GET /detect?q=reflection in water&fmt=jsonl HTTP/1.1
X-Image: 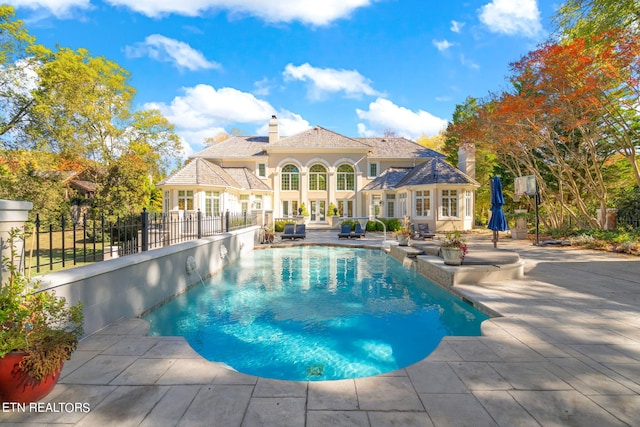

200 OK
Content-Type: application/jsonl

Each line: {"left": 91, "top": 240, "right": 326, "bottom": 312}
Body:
{"left": 145, "top": 246, "right": 489, "bottom": 381}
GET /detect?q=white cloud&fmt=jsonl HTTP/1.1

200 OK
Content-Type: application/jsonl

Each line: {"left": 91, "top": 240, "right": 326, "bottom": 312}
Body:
{"left": 124, "top": 35, "right": 221, "bottom": 71}
{"left": 356, "top": 98, "right": 448, "bottom": 139}
{"left": 104, "top": 0, "right": 373, "bottom": 25}
{"left": 145, "top": 84, "right": 309, "bottom": 151}
{"left": 283, "top": 63, "right": 383, "bottom": 101}
{"left": 433, "top": 39, "right": 455, "bottom": 52}
{"left": 478, "top": 0, "right": 543, "bottom": 38}
{"left": 460, "top": 54, "right": 480, "bottom": 70}
{"left": 450, "top": 20, "right": 464, "bottom": 33}
{"left": 6, "top": 0, "right": 91, "bottom": 17}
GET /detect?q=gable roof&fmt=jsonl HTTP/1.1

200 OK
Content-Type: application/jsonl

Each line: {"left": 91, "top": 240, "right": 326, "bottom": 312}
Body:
{"left": 363, "top": 158, "right": 479, "bottom": 191}
{"left": 158, "top": 158, "right": 271, "bottom": 191}
{"left": 360, "top": 137, "right": 446, "bottom": 159}
{"left": 266, "top": 126, "right": 370, "bottom": 152}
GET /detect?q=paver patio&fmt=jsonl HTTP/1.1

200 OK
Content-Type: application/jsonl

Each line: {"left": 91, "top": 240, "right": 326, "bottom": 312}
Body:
{"left": 2, "top": 231, "right": 639, "bottom": 426}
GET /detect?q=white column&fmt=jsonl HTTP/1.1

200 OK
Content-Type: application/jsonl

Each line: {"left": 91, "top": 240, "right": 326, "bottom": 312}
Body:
{"left": 0, "top": 199, "right": 33, "bottom": 283}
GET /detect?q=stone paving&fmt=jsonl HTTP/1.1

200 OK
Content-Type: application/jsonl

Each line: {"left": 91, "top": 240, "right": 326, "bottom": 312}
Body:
{"left": 3, "top": 231, "right": 640, "bottom": 426}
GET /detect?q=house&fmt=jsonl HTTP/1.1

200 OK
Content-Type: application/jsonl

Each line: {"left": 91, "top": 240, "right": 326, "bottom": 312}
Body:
{"left": 158, "top": 116, "right": 479, "bottom": 231}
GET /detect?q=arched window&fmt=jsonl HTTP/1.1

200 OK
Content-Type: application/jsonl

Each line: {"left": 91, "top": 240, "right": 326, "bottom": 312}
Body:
{"left": 308, "top": 164, "right": 327, "bottom": 191}
{"left": 281, "top": 164, "right": 300, "bottom": 191}
{"left": 337, "top": 164, "right": 355, "bottom": 191}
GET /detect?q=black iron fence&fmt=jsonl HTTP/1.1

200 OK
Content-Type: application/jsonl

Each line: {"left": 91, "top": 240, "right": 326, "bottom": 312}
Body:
{"left": 24, "top": 210, "right": 255, "bottom": 274}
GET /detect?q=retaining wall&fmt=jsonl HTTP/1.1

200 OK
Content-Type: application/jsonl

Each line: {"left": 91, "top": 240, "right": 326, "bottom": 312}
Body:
{"left": 37, "top": 227, "right": 259, "bottom": 337}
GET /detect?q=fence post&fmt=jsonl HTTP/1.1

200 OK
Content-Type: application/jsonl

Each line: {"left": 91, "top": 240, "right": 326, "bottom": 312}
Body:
{"left": 141, "top": 208, "right": 149, "bottom": 252}
{"left": 0, "top": 199, "right": 33, "bottom": 282}
{"left": 225, "top": 210, "right": 230, "bottom": 232}
{"left": 197, "top": 210, "right": 202, "bottom": 239}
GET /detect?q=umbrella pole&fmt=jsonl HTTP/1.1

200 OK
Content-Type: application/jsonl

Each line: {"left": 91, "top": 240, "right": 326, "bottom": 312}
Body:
{"left": 493, "top": 230, "right": 498, "bottom": 248}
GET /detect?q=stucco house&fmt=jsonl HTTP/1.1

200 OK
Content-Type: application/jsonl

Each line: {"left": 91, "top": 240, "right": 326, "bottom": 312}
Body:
{"left": 158, "top": 116, "right": 479, "bottom": 231}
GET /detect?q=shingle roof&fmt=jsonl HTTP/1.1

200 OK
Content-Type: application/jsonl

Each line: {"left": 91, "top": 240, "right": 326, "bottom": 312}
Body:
{"left": 193, "top": 136, "right": 269, "bottom": 159}
{"left": 362, "top": 167, "right": 412, "bottom": 191}
{"left": 363, "top": 158, "right": 479, "bottom": 191}
{"left": 359, "top": 137, "right": 446, "bottom": 159}
{"left": 267, "top": 126, "right": 370, "bottom": 151}
{"left": 158, "top": 159, "right": 272, "bottom": 190}
{"left": 223, "top": 168, "right": 272, "bottom": 191}
{"left": 397, "top": 158, "right": 480, "bottom": 187}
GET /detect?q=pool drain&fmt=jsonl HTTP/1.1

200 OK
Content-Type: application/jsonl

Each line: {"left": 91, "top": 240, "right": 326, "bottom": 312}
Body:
{"left": 306, "top": 364, "right": 324, "bottom": 377}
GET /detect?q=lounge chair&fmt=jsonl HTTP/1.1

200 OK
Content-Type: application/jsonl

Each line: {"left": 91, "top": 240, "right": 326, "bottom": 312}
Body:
{"left": 353, "top": 223, "right": 366, "bottom": 238}
{"left": 417, "top": 223, "right": 435, "bottom": 239}
{"left": 338, "top": 223, "right": 352, "bottom": 239}
{"left": 293, "top": 223, "right": 306, "bottom": 239}
{"left": 281, "top": 223, "right": 295, "bottom": 240}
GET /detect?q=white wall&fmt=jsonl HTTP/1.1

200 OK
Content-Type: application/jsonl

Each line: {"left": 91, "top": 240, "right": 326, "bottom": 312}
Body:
{"left": 37, "top": 227, "right": 259, "bottom": 337}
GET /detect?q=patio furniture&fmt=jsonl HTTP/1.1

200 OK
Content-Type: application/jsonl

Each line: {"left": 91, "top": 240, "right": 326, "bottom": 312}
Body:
{"left": 293, "top": 224, "right": 306, "bottom": 239}
{"left": 417, "top": 223, "right": 435, "bottom": 239}
{"left": 353, "top": 223, "right": 366, "bottom": 238}
{"left": 338, "top": 223, "right": 353, "bottom": 239}
{"left": 281, "top": 223, "right": 295, "bottom": 239}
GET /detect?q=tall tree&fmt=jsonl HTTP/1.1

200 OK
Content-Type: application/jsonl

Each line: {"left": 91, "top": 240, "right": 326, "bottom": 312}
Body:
{"left": 555, "top": 0, "right": 640, "bottom": 38}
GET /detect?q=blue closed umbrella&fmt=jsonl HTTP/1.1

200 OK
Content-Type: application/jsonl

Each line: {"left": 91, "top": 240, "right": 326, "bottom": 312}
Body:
{"left": 488, "top": 176, "right": 508, "bottom": 248}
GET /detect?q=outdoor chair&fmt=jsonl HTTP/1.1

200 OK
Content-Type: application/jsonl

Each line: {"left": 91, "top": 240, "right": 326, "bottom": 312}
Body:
{"left": 338, "top": 223, "right": 353, "bottom": 239}
{"left": 353, "top": 223, "right": 366, "bottom": 238}
{"left": 417, "top": 223, "right": 435, "bottom": 239}
{"left": 281, "top": 223, "right": 295, "bottom": 240}
{"left": 293, "top": 223, "right": 306, "bottom": 239}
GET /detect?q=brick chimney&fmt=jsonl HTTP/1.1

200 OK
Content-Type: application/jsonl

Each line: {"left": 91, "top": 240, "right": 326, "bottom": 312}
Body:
{"left": 268, "top": 115, "right": 279, "bottom": 144}
{"left": 458, "top": 141, "right": 476, "bottom": 179}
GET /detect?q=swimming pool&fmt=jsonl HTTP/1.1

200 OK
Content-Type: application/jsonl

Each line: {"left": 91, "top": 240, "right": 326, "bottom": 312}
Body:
{"left": 144, "top": 246, "right": 489, "bottom": 381}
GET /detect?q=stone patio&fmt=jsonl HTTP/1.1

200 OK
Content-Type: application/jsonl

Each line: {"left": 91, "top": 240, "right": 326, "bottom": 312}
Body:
{"left": 2, "top": 231, "right": 640, "bottom": 426}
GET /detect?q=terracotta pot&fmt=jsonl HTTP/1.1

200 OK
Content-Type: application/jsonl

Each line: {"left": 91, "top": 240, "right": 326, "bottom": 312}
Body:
{"left": 0, "top": 352, "right": 62, "bottom": 403}
{"left": 441, "top": 247, "right": 463, "bottom": 266}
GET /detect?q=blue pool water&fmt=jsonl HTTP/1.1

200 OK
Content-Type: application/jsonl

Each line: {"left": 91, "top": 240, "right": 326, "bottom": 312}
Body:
{"left": 145, "top": 246, "right": 489, "bottom": 381}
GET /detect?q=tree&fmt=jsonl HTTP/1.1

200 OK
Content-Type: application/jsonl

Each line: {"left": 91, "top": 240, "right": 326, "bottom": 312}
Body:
{"left": 0, "top": 6, "right": 40, "bottom": 141}
{"left": 554, "top": 0, "right": 640, "bottom": 39}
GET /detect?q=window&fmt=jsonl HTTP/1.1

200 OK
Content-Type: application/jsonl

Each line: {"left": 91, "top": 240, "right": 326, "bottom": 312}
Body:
{"left": 338, "top": 200, "right": 353, "bottom": 217}
{"left": 254, "top": 195, "right": 263, "bottom": 210}
{"left": 257, "top": 163, "right": 267, "bottom": 178}
{"left": 309, "top": 164, "right": 327, "bottom": 191}
{"left": 368, "top": 162, "right": 378, "bottom": 178}
{"left": 371, "top": 194, "right": 381, "bottom": 216}
{"left": 398, "top": 193, "right": 407, "bottom": 217}
{"left": 465, "top": 190, "right": 473, "bottom": 218}
{"left": 204, "top": 191, "right": 220, "bottom": 216}
{"left": 178, "top": 190, "right": 193, "bottom": 211}
{"left": 282, "top": 200, "right": 299, "bottom": 217}
{"left": 281, "top": 164, "right": 300, "bottom": 191}
{"left": 240, "top": 194, "right": 249, "bottom": 214}
{"left": 386, "top": 194, "right": 395, "bottom": 218}
{"left": 441, "top": 190, "right": 458, "bottom": 217}
{"left": 163, "top": 191, "right": 170, "bottom": 213}
{"left": 415, "top": 190, "right": 431, "bottom": 217}
{"left": 337, "top": 164, "right": 355, "bottom": 191}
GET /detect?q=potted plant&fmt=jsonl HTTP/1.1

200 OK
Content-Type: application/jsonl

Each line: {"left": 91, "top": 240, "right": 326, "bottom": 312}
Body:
{"left": 0, "top": 228, "right": 84, "bottom": 403}
{"left": 440, "top": 230, "right": 468, "bottom": 265}
{"left": 395, "top": 216, "right": 413, "bottom": 246}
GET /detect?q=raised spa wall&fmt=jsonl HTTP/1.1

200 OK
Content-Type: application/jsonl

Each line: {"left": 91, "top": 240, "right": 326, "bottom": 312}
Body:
{"left": 37, "top": 227, "right": 259, "bottom": 337}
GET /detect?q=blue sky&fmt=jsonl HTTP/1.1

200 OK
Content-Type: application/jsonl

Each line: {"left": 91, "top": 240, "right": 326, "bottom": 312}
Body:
{"left": 10, "top": 0, "right": 557, "bottom": 156}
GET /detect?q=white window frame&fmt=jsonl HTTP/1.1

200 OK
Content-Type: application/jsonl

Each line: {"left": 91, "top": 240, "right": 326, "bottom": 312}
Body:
{"left": 368, "top": 162, "right": 379, "bottom": 178}
{"left": 204, "top": 191, "right": 220, "bottom": 217}
{"left": 336, "top": 164, "right": 355, "bottom": 191}
{"left": 415, "top": 190, "right": 431, "bottom": 218}
{"left": 257, "top": 163, "right": 267, "bottom": 178}
{"left": 308, "top": 164, "right": 327, "bottom": 191}
{"left": 178, "top": 190, "right": 194, "bottom": 211}
{"left": 253, "top": 194, "right": 263, "bottom": 210}
{"left": 441, "top": 189, "right": 459, "bottom": 218}
{"left": 464, "top": 190, "right": 473, "bottom": 219}
{"left": 163, "top": 190, "right": 170, "bottom": 213}
{"left": 281, "top": 164, "right": 300, "bottom": 191}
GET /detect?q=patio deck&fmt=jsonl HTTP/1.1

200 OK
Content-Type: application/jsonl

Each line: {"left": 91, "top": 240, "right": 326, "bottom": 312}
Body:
{"left": 3, "top": 231, "right": 640, "bottom": 426}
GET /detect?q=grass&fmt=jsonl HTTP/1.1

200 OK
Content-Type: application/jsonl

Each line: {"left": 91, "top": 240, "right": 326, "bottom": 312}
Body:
{"left": 23, "top": 230, "right": 107, "bottom": 274}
